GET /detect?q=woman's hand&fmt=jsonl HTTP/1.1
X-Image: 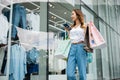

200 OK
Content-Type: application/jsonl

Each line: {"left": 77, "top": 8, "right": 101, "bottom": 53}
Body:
{"left": 64, "top": 27, "right": 69, "bottom": 32}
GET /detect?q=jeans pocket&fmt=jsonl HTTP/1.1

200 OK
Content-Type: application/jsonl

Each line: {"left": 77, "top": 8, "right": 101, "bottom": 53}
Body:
{"left": 78, "top": 44, "right": 87, "bottom": 56}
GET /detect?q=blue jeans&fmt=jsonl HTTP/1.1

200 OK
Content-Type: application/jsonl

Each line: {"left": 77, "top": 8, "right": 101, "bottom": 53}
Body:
{"left": 12, "top": 4, "right": 26, "bottom": 38}
{"left": 67, "top": 43, "right": 87, "bottom": 80}
{"left": 27, "top": 63, "right": 39, "bottom": 74}
{"left": 3, "top": 4, "right": 26, "bottom": 39}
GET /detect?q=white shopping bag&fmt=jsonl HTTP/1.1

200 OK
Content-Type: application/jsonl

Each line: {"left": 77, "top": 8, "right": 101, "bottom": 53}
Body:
{"left": 54, "top": 39, "right": 71, "bottom": 59}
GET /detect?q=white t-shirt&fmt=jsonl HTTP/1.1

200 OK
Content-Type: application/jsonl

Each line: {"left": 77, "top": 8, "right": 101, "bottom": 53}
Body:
{"left": 70, "top": 25, "right": 85, "bottom": 43}
{"left": 27, "top": 12, "right": 40, "bottom": 31}
{"left": 0, "top": 14, "right": 9, "bottom": 44}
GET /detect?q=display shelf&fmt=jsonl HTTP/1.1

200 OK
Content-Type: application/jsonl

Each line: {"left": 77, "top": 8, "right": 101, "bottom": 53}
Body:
{"left": 0, "top": 76, "right": 7, "bottom": 80}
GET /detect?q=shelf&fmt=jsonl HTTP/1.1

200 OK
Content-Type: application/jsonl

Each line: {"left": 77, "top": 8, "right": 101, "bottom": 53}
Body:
{"left": 0, "top": 76, "right": 7, "bottom": 80}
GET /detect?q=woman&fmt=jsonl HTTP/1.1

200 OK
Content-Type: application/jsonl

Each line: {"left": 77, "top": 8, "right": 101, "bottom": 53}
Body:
{"left": 65, "top": 9, "right": 87, "bottom": 80}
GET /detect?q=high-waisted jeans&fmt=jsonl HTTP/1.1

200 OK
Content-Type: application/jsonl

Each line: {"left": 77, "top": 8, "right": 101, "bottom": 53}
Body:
{"left": 67, "top": 43, "right": 87, "bottom": 80}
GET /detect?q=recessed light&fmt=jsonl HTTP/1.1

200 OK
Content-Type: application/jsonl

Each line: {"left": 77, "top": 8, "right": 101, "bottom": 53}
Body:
{"left": 64, "top": 12, "right": 67, "bottom": 14}
{"left": 51, "top": 16, "right": 54, "bottom": 18}
{"left": 54, "top": 17, "right": 56, "bottom": 19}
{"left": 37, "top": 8, "right": 39, "bottom": 9}
{"left": 49, "top": 3, "right": 52, "bottom": 7}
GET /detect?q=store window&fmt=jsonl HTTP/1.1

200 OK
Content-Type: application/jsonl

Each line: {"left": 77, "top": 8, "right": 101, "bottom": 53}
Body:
{"left": 0, "top": 1, "right": 48, "bottom": 80}
{"left": 48, "top": 1, "right": 81, "bottom": 80}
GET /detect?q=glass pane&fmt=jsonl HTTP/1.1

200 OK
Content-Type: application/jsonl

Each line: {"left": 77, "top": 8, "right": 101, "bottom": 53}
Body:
{"left": 48, "top": 1, "right": 81, "bottom": 80}
{"left": 0, "top": 1, "right": 47, "bottom": 80}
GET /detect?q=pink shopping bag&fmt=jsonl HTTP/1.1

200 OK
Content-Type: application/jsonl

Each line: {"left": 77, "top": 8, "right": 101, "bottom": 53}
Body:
{"left": 88, "top": 21, "right": 106, "bottom": 49}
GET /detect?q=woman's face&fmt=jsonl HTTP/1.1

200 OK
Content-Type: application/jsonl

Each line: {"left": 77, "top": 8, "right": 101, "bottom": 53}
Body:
{"left": 71, "top": 11, "right": 78, "bottom": 21}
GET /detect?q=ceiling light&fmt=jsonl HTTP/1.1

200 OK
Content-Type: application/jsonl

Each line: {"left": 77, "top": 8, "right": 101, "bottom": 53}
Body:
{"left": 49, "top": 3, "right": 52, "bottom": 7}
{"left": 64, "top": 12, "right": 67, "bottom": 14}
{"left": 37, "top": 8, "right": 39, "bottom": 9}
{"left": 54, "top": 17, "right": 56, "bottom": 19}
{"left": 51, "top": 16, "right": 54, "bottom": 18}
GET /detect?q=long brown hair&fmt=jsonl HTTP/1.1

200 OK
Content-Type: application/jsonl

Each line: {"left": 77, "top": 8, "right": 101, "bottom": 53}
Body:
{"left": 71, "top": 9, "right": 86, "bottom": 30}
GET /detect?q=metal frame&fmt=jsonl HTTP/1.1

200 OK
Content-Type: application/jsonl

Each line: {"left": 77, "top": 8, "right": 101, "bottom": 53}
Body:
{"left": 6, "top": 0, "right": 13, "bottom": 79}
{"left": 0, "top": 0, "right": 13, "bottom": 80}
{"left": 0, "top": 4, "right": 10, "bottom": 9}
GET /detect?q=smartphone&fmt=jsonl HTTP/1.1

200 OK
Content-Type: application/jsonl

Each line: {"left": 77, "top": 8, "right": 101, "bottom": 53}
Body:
{"left": 63, "top": 23, "right": 71, "bottom": 30}
{"left": 63, "top": 23, "right": 70, "bottom": 28}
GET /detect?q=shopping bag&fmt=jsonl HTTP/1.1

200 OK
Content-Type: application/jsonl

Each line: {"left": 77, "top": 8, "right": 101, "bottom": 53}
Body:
{"left": 84, "top": 25, "right": 93, "bottom": 53}
{"left": 88, "top": 21, "right": 106, "bottom": 49}
{"left": 87, "top": 52, "right": 93, "bottom": 63}
{"left": 54, "top": 39, "right": 71, "bottom": 59}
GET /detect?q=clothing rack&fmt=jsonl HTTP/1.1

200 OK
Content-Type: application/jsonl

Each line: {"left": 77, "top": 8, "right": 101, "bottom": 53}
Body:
{"left": 26, "top": 7, "right": 40, "bottom": 14}
{"left": 49, "top": 11, "right": 71, "bottom": 24}
{"left": 26, "top": 2, "right": 40, "bottom": 13}
{"left": 0, "top": 1, "right": 41, "bottom": 80}
{"left": 0, "top": 4, "right": 10, "bottom": 10}
{"left": 0, "top": 41, "right": 19, "bottom": 48}
{"left": 28, "top": 2, "right": 40, "bottom": 9}
{"left": 49, "top": 24, "right": 65, "bottom": 32}
{"left": 0, "top": 1, "right": 41, "bottom": 45}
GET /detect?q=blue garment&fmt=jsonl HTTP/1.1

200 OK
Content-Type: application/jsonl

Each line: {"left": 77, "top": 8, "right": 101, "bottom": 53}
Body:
{"left": 12, "top": 4, "right": 26, "bottom": 38}
{"left": 67, "top": 43, "right": 87, "bottom": 80}
{"left": 2, "top": 8, "right": 10, "bottom": 21}
{"left": 26, "top": 47, "right": 39, "bottom": 64}
{"left": 87, "top": 53, "right": 93, "bottom": 63}
{"left": 3, "top": 4, "right": 27, "bottom": 39}
{"left": 9, "top": 44, "right": 27, "bottom": 80}
{"left": 27, "top": 64, "right": 39, "bottom": 74}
